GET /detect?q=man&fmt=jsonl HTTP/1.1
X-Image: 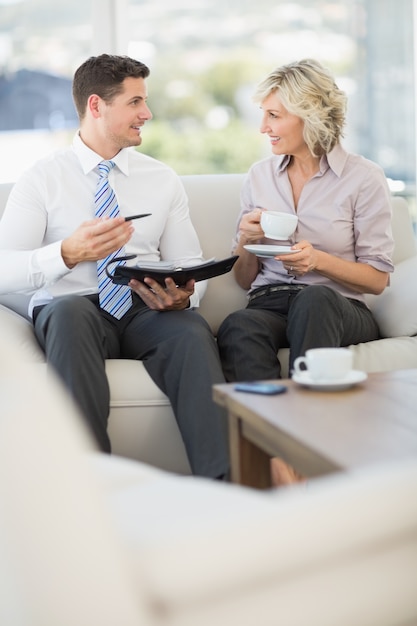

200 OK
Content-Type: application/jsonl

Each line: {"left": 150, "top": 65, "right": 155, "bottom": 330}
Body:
{"left": 0, "top": 54, "right": 229, "bottom": 479}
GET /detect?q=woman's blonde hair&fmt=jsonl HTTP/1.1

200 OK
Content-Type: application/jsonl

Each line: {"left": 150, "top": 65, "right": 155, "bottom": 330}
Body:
{"left": 254, "top": 59, "right": 347, "bottom": 156}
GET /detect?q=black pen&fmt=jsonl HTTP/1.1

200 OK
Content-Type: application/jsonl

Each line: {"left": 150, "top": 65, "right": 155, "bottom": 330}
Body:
{"left": 125, "top": 213, "right": 152, "bottom": 221}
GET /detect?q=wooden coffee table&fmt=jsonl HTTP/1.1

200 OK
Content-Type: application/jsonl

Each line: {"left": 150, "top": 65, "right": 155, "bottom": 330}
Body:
{"left": 213, "top": 369, "right": 417, "bottom": 489}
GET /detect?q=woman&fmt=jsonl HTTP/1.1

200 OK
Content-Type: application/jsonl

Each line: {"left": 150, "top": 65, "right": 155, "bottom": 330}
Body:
{"left": 217, "top": 59, "right": 394, "bottom": 485}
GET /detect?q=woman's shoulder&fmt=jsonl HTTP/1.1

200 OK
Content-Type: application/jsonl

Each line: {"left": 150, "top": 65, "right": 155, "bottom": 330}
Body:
{"left": 348, "top": 152, "right": 385, "bottom": 173}
{"left": 332, "top": 144, "right": 385, "bottom": 176}
{"left": 247, "top": 154, "right": 286, "bottom": 176}
{"left": 329, "top": 144, "right": 388, "bottom": 190}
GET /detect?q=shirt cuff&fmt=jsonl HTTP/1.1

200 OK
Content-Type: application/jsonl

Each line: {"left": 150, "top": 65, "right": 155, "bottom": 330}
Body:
{"left": 31, "top": 241, "right": 71, "bottom": 285}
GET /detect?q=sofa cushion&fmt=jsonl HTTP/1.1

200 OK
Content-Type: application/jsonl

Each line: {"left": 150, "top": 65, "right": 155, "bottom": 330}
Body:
{"left": 0, "top": 294, "right": 31, "bottom": 320}
{"left": 350, "top": 335, "right": 417, "bottom": 373}
{"left": 0, "top": 305, "right": 45, "bottom": 362}
{"left": 367, "top": 255, "right": 417, "bottom": 338}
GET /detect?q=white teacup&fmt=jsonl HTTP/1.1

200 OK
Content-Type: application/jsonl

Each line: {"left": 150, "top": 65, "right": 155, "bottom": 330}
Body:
{"left": 260, "top": 210, "right": 298, "bottom": 240}
{"left": 293, "top": 348, "right": 353, "bottom": 381}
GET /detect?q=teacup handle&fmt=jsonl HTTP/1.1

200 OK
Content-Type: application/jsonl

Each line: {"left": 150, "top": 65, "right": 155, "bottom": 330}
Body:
{"left": 293, "top": 356, "right": 308, "bottom": 375}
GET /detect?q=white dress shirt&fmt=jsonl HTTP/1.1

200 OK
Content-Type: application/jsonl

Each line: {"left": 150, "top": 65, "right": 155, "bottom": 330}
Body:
{"left": 0, "top": 133, "right": 206, "bottom": 315}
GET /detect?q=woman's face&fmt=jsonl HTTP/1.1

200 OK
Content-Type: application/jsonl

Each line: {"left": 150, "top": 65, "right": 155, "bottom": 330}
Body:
{"left": 260, "top": 91, "right": 306, "bottom": 157}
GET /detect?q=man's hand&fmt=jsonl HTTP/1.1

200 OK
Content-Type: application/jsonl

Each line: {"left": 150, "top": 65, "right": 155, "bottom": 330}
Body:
{"left": 61, "top": 216, "right": 134, "bottom": 269}
{"left": 129, "top": 276, "right": 195, "bottom": 311}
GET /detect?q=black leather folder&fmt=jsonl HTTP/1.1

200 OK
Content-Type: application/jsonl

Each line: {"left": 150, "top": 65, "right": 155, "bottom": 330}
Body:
{"left": 107, "top": 255, "right": 239, "bottom": 287}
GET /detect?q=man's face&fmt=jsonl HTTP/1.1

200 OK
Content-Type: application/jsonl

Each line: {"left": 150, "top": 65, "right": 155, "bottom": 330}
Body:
{"left": 98, "top": 76, "right": 153, "bottom": 150}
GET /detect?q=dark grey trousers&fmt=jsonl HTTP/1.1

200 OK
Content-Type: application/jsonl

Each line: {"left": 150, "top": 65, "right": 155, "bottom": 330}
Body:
{"left": 33, "top": 294, "right": 229, "bottom": 478}
{"left": 217, "top": 285, "right": 380, "bottom": 381}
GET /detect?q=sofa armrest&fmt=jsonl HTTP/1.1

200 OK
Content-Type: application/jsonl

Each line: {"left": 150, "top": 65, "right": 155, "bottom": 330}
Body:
{"left": 366, "top": 254, "right": 417, "bottom": 338}
{"left": 0, "top": 305, "right": 45, "bottom": 362}
{"left": 101, "top": 457, "right": 417, "bottom": 626}
{"left": 0, "top": 294, "right": 31, "bottom": 320}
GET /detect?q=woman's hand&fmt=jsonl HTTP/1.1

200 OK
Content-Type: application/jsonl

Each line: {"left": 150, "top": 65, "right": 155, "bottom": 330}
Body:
{"left": 233, "top": 208, "right": 266, "bottom": 289}
{"left": 278, "top": 240, "right": 389, "bottom": 295}
{"left": 237, "top": 208, "right": 265, "bottom": 245}
{"left": 277, "top": 240, "right": 314, "bottom": 277}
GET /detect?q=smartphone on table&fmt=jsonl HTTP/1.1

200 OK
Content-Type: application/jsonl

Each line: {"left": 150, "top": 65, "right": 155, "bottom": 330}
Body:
{"left": 234, "top": 382, "right": 287, "bottom": 395}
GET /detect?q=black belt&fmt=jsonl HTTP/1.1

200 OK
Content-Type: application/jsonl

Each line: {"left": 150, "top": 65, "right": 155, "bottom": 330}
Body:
{"left": 248, "top": 284, "right": 307, "bottom": 303}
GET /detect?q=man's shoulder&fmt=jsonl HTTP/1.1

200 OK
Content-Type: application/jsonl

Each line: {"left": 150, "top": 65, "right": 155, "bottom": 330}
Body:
{"left": 22, "top": 146, "right": 75, "bottom": 175}
{"left": 128, "top": 148, "right": 176, "bottom": 171}
{"left": 12, "top": 147, "right": 76, "bottom": 191}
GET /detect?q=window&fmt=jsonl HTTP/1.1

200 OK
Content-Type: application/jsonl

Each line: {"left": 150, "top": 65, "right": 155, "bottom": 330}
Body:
{"left": 0, "top": 0, "right": 415, "bottom": 219}
{"left": 0, "top": 0, "right": 91, "bottom": 182}
{"left": 125, "top": 0, "right": 415, "bottom": 200}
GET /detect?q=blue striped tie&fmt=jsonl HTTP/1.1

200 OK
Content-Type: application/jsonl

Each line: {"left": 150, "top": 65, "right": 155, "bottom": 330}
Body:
{"left": 95, "top": 160, "right": 132, "bottom": 319}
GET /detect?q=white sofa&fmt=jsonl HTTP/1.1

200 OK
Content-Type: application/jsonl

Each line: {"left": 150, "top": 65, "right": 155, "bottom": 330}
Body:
{"left": 1, "top": 176, "right": 417, "bottom": 474}
{"left": 1, "top": 328, "right": 417, "bottom": 626}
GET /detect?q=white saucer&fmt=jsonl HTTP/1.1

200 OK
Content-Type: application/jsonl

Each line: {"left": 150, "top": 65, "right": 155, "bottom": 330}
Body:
{"left": 292, "top": 369, "right": 368, "bottom": 391}
{"left": 244, "top": 244, "right": 298, "bottom": 257}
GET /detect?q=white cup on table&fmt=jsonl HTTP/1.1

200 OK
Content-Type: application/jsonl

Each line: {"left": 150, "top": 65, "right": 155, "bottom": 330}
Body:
{"left": 293, "top": 348, "right": 354, "bottom": 381}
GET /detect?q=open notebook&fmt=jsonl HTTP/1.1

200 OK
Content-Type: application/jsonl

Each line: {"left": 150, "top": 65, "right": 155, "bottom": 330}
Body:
{"left": 106, "top": 255, "right": 239, "bottom": 287}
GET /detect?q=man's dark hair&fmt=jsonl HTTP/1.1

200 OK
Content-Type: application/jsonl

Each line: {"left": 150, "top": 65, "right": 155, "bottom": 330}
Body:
{"left": 72, "top": 54, "right": 150, "bottom": 120}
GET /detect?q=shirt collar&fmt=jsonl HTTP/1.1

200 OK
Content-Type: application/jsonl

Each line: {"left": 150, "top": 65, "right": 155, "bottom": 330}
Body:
{"left": 275, "top": 143, "right": 348, "bottom": 178}
{"left": 323, "top": 143, "right": 348, "bottom": 177}
{"left": 276, "top": 154, "right": 291, "bottom": 173}
{"left": 72, "top": 131, "right": 130, "bottom": 176}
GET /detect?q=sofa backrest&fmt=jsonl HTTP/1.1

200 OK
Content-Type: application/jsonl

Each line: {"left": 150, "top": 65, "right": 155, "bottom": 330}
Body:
{"left": 181, "top": 174, "right": 248, "bottom": 332}
{"left": 0, "top": 182, "right": 13, "bottom": 214}
{"left": 390, "top": 195, "right": 417, "bottom": 263}
{"left": 0, "top": 179, "right": 415, "bottom": 333}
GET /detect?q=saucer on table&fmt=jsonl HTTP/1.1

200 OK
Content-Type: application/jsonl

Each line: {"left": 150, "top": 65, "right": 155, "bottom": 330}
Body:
{"left": 292, "top": 370, "right": 368, "bottom": 391}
